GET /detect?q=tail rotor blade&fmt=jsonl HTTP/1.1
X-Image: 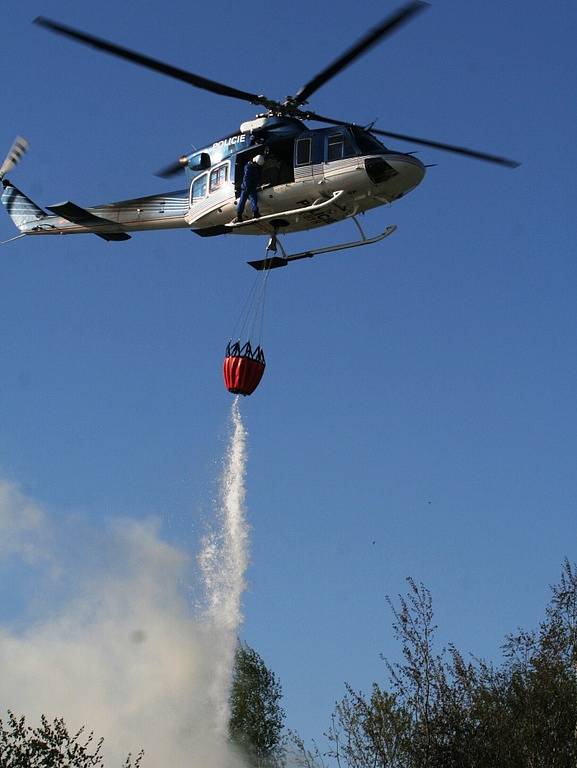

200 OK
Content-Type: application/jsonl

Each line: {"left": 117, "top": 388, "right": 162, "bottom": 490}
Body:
{"left": 0, "top": 136, "right": 29, "bottom": 179}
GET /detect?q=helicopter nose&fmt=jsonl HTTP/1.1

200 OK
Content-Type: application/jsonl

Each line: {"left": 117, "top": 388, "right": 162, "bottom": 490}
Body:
{"left": 387, "top": 154, "right": 426, "bottom": 189}
{"left": 364, "top": 154, "right": 425, "bottom": 195}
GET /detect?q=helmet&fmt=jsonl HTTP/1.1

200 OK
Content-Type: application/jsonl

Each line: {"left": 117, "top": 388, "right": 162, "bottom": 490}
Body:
{"left": 253, "top": 154, "right": 265, "bottom": 166}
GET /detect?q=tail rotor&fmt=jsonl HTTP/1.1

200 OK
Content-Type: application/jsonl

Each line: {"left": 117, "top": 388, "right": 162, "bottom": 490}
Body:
{"left": 0, "top": 136, "right": 29, "bottom": 182}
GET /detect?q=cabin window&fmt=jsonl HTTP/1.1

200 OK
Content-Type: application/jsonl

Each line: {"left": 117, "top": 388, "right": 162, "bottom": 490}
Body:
{"left": 296, "top": 138, "right": 312, "bottom": 166}
{"left": 327, "top": 134, "right": 344, "bottom": 161}
{"left": 192, "top": 173, "right": 207, "bottom": 202}
{"left": 209, "top": 163, "right": 228, "bottom": 192}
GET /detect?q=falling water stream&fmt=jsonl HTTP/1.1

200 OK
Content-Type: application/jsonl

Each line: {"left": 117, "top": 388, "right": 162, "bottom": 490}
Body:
{"left": 199, "top": 396, "right": 250, "bottom": 735}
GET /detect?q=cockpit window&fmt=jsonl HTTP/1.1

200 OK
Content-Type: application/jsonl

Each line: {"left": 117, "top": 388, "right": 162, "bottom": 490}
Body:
{"left": 351, "top": 127, "right": 387, "bottom": 155}
{"left": 192, "top": 173, "right": 207, "bottom": 202}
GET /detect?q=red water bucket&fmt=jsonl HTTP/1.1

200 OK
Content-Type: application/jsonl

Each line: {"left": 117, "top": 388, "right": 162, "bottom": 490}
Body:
{"left": 223, "top": 341, "right": 266, "bottom": 396}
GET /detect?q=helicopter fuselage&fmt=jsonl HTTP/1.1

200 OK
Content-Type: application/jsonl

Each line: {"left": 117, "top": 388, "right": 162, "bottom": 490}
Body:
{"left": 2, "top": 118, "right": 425, "bottom": 243}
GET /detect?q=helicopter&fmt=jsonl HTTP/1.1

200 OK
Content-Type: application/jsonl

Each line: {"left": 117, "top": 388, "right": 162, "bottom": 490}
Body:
{"left": 1, "top": 2, "right": 519, "bottom": 270}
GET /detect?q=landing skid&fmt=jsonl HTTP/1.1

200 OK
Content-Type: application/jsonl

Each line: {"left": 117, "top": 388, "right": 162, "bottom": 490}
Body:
{"left": 247, "top": 217, "right": 397, "bottom": 270}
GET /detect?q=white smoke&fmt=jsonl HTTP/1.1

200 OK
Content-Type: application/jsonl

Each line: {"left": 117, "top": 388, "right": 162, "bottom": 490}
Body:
{"left": 0, "top": 401, "right": 250, "bottom": 767}
{"left": 0, "top": 480, "right": 50, "bottom": 564}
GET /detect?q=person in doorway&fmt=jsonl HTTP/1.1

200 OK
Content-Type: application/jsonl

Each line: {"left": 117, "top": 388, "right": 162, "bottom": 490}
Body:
{"left": 232, "top": 154, "right": 265, "bottom": 223}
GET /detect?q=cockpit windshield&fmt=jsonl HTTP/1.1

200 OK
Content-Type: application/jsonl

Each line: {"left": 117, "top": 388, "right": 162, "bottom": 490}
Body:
{"left": 351, "top": 127, "right": 387, "bottom": 155}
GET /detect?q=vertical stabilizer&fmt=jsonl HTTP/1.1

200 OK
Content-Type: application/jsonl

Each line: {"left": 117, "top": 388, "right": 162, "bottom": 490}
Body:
{"left": 1, "top": 180, "right": 46, "bottom": 232}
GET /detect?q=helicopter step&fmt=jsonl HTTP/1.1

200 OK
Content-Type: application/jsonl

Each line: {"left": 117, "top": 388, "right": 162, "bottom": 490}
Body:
{"left": 247, "top": 221, "right": 397, "bottom": 270}
{"left": 225, "top": 190, "right": 346, "bottom": 233}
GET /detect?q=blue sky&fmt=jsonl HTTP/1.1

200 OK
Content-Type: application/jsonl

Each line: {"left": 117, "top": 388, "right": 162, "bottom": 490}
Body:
{"left": 1, "top": 0, "right": 577, "bottom": 752}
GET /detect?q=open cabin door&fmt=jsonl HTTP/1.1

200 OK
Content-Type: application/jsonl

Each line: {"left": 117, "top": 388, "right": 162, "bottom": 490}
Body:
{"left": 229, "top": 142, "right": 296, "bottom": 219}
{"left": 234, "top": 142, "right": 296, "bottom": 193}
{"left": 233, "top": 145, "right": 267, "bottom": 198}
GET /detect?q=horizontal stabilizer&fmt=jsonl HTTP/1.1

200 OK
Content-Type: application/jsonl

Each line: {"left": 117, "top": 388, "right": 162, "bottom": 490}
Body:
{"left": 48, "top": 201, "right": 118, "bottom": 226}
{"left": 47, "top": 201, "right": 131, "bottom": 240}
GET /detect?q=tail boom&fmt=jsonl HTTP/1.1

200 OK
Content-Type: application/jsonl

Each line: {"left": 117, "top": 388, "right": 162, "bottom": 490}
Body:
{"left": 1, "top": 181, "right": 190, "bottom": 239}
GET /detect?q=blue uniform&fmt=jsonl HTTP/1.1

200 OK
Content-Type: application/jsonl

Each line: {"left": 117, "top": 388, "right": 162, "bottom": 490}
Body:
{"left": 236, "top": 161, "right": 262, "bottom": 219}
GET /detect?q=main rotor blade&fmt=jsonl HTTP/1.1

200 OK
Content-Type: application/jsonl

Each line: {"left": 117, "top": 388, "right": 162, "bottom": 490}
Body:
{"left": 34, "top": 17, "right": 267, "bottom": 107}
{"left": 292, "top": 1, "right": 429, "bottom": 105}
{"left": 370, "top": 126, "right": 520, "bottom": 168}
{"left": 307, "top": 112, "right": 520, "bottom": 168}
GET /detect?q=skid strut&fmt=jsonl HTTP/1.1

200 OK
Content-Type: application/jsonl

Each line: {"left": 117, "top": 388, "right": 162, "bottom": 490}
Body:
{"left": 247, "top": 216, "right": 397, "bottom": 270}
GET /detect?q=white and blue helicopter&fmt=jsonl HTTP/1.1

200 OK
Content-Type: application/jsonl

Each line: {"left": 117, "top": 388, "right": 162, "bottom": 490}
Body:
{"left": 1, "top": 2, "right": 518, "bottom": 270}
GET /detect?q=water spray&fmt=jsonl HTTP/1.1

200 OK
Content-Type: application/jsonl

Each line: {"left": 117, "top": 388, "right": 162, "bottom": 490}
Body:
{"left": 200, "top": 397, "right": 250, "bottom": 735}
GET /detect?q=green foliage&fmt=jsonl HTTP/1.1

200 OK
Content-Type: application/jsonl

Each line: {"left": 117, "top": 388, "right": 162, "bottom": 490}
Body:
{"left": 292, "top": 562, "right": 577, "bottom": 768}
{"left": 327, "top": 684, "right": 412, "bottom": 768}
{"left": 0, "top": 712, "right": 143, "bottom": 768}
{"left": 229, "top": 642, "right": 285, "bottom": 767}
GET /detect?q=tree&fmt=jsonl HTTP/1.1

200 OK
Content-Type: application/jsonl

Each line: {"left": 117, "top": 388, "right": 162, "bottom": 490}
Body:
{"left": 229, "top": 642, "right": 285, "bottom": 767}
{"left": 326, "top": 684, "right": 412, "bottom": 768}
{"left": 294, "top": 562, "right": 577, "bottom": 768}
{"left": 0, "top": 711, "right": 143, "bottom": 767}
